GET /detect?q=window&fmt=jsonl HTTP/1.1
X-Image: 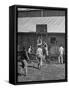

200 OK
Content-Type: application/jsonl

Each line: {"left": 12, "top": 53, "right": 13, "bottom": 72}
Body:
{"left": 36, "top": 24, "right": 47, "bottom": 34}
{"left": 50, "top": 37, "right": 56, "bottom": 44}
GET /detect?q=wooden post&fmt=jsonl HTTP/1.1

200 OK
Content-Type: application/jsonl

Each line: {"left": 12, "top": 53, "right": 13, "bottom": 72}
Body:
{"left": 41, "top": 9, "right": 43, "bottom": 17}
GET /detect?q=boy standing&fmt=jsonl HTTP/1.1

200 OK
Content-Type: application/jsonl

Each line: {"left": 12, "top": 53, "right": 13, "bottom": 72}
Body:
{"left": 58, "top": 45, "right": 64, "bottom": 64}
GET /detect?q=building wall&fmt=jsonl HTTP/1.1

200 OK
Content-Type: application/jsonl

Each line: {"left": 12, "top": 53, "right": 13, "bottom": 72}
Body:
{"left": 47, "top": 33, "right": 65, "bottom": 48}
{"left": 18, "top": 33, "right": 37, "bottom": 53}
{"left": 17, "top": 10, "right": 65, "bottom": 57}
{"left": 18, "top": 33, "right": 65, "bottom": 54}
{"left": 18, "top": 10, "right": 65, "bottom": 17}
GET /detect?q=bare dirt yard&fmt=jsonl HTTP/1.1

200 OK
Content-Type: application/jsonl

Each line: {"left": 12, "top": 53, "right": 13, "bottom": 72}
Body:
{"left": 18, "top": 63, "right": 65, "bottom": 82}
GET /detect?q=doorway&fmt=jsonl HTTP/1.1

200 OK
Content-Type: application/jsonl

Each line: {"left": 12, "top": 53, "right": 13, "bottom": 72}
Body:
{"left": 36, "top": 24, "right": 47, "bottom": 44}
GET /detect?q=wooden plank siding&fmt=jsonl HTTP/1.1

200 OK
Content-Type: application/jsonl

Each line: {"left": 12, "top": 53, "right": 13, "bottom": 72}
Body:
{"left": 18, "top": 10, "right": 65, "bottom": 17}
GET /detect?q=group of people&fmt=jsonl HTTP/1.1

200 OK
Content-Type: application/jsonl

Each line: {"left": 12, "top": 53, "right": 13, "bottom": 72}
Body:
{"left": 19, "top": 37, "right": 64, "bottom": 76}
{"left": 36, "top": 38, "right": 49, "bottom": 69}
{"left": 36, "top": 37, "right": 64, "bottom": 67}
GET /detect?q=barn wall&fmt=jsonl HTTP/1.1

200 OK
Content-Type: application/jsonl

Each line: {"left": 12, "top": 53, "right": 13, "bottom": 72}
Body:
{"left": 18, "top": 10, "right": 65, "bottom": 17}
{"left": 18, "top": 33, "right": 37, "bottom": 53}
{"left": 47, "top": 33, "right": 65, "bottom": 48}
{"left": 18, "top": 33, "right": 65, "bottom": 53}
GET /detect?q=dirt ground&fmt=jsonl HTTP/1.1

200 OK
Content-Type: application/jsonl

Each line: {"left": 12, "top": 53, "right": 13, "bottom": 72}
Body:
{"left": 18, "top": 63, "right": 65, "bottom": 82}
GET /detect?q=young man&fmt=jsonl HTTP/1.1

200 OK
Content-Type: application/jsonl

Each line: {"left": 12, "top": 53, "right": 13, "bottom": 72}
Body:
{"left": 21, "top": 47, "right": 29, "bottom": 76}
{"left": 36, "top": 46, "right": 43, "bottom": 69}
{"left": 28, "top": 45, "right": 32, "bottom": 59}
{"left": 28, "top": 46, "right": 32, "bottom": 54}
{"left": 37, "top": 37, "right": 42, "bottom": 46}
{"left": 42, "top": 42, "right": 48, "bottom": 63}
{"left": 44, "top": 42, "right": 48, "bottom": 56}
{"left": 58, "top": 45, "right": 64, "bottom": 64}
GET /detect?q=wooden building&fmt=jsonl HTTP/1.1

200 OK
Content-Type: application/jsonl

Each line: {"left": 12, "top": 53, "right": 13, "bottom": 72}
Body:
{"left": 18, "top": 9, "right": 65, "bottom": 55}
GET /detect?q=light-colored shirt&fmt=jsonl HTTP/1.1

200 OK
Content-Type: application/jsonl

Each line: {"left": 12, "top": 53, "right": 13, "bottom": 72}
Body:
{"left": 59, "top": 46, "right": 64, "bottom": 55}
{"left": 45, "top": 47, "right": 48, "bottom": 56}
{"left": 37, "top": 39, "right": 42, "bottom": 46}
{"left": 36, "top": 47, "right": 43, "bottom": 56}
{"left": 28, "top": 47, "right": 31, "bottom": 54}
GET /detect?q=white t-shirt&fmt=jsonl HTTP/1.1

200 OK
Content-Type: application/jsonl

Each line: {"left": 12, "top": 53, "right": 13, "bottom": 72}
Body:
{"left": 45, "top": 47, "right": 48, "bottom": 56}
{"left": 36, "top": 47, "right": 43, "bottom": 56}
{"left": 37, "top": 39, "right": 42, "bottom": 46}
{"left": 28, "top": 47, "right": 31, "bottom": 54}
{"left": 59, "top": 46, "right": 64, "bottom": 55}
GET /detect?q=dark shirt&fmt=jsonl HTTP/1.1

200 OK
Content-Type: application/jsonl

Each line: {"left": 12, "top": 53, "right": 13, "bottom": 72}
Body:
{"left": 43, "top": 48, "right": 46, "bottom": 55}
{"left": 21, "top": 50, "right": 28, "bottom": 60}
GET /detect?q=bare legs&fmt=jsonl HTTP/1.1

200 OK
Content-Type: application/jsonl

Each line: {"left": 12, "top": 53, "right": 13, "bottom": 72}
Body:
{"left": 37, "top": 55, "right": 43, "bottom": 69}
{"left": 23, "top": 60, "right": 28, "bottom": 76}
{"left": 58, "top": 55, "right": 63, "bottom": 64}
